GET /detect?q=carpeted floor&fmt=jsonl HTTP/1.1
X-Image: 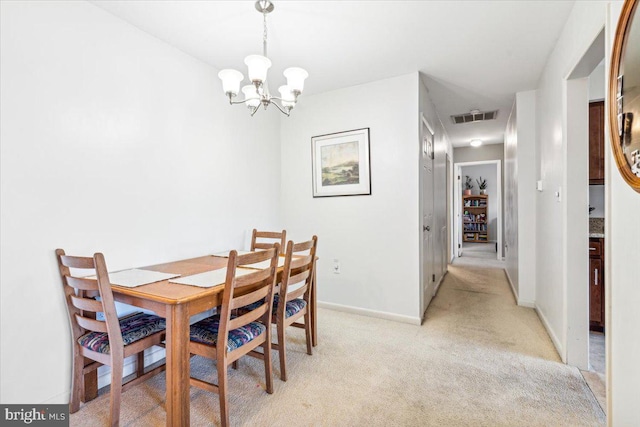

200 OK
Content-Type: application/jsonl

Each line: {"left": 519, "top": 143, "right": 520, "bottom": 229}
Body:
{"left": 71, "top": 259, "right": 605, "bottom": 426}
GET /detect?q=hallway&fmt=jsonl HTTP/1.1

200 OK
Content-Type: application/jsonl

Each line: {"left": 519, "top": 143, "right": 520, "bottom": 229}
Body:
{"left": 70, "top": 259, "right": 605, "bottom": 426}
{"left": 428, "top": 258, "right": 605, "bottom": 425}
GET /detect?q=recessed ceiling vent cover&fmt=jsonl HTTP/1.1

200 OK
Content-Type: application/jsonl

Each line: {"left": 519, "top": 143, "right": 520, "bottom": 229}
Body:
{"left": 451, "top": 110, "right": 498, "bottom": 124}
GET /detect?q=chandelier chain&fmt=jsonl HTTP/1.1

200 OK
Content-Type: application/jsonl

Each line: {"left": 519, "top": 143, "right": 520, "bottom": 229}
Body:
{"left": 263, "top": 9, "right": 268, "bottom": 57}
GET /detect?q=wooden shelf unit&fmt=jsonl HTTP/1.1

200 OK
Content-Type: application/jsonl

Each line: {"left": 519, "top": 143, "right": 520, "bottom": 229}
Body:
{"left": 462, "top": 195, "right": 488, "bottom": 243}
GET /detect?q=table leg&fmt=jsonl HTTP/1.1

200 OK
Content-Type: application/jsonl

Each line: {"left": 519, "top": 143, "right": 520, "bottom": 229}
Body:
{"left": 165, "top": 304, "right": 190, "bottom": 426}
{"left": 311, "top": 265, "right": 318, "bottom": 347}
{"left": 83, "top": 308, "right": 98, "bottom": 402}
{"left": 82, "top": 358, "right": 98, "bottom": 402}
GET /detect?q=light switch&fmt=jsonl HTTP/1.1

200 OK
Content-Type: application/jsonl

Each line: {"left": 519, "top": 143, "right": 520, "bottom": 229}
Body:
{"left": 333, "top": 259, "right": 340, "bottom": 274}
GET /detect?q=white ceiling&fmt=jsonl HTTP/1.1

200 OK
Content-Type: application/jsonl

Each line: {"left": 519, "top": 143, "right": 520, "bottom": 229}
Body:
{"left": 90, "top": 0, "right": 575, "bottom": 147}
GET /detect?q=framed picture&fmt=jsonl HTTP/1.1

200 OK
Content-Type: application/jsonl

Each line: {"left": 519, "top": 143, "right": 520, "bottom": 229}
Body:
{"left": 311, "top": 128, "right": 371, "bottom": 197}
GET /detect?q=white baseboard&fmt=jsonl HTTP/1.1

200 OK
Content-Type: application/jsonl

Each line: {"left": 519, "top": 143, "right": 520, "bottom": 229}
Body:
{"left": 97, "top": 345, "right": 166, "bottom": 389}
{"left": 534, "top": 305, "right": 565, "bottom": 362}
{"left": 503, "top": 269, "right": 536, "bottom": 308}
{"left": 42, "top": 390, "right": 70, "bottom": 405}
{"left": 504, "top": 268, "right": 519, "bottom": 301}
{"left": 317, "top": 301, "right": 422, "bottom": 325}
{"left": 517, "top": 299, "right": 536, "bottom": 308}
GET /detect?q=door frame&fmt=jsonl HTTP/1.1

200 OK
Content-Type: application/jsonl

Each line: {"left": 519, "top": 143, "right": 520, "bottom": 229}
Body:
{"left": 454, "top": 160, "right": 503, "bottom": 260}
{"left": 562, "top": 28, "right": 604, "bottom": 370}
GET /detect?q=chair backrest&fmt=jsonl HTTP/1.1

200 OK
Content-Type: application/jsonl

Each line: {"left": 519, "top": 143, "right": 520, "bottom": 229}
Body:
{"left": 278, "top": 236, "right": 318, "bottom": 313}
{"left": 250, "top": 229, "right": 286, "bottom": 254}
{"left": 217, "top": 245, "right": 280, "bottom": 355}
{"left": 56, "top": 249, "right": 124, "bottom": 354}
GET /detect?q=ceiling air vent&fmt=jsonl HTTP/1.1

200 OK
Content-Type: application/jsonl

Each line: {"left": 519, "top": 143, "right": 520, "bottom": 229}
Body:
{"left": 451, "top": 110, "right": 498, "bottom": 124}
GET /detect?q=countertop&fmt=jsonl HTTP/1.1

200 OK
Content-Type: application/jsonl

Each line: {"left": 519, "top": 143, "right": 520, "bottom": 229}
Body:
{"left": 589, "top": 218, "right": 604, "bottom": 239}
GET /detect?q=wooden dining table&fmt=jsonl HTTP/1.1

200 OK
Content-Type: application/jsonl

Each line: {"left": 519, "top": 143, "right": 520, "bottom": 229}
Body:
{"left": 86, "top": 253, "right": 317, "bottom": 426}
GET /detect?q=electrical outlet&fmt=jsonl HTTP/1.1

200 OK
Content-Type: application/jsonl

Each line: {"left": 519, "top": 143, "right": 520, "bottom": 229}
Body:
{"left": 333, "top": 259, "right": 340, "bottom": 274}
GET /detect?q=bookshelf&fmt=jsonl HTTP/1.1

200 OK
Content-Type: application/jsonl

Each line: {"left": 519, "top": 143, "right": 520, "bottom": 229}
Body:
{"left": 462, "top": 195, "right": 488, "bottom": 243}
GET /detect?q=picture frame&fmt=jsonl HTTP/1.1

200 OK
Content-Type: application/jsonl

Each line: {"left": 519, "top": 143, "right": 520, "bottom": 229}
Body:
{"left": 311, "top": 128, "right": 371, "bottom": 197}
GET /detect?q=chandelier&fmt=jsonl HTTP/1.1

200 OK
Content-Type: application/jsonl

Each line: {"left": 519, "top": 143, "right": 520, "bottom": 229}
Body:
{"left": 217, "top": 0, "right": 308, "bottom": 117}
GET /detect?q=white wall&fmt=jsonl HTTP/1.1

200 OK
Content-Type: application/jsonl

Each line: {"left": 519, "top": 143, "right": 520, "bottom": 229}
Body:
{"left": 454, "top": 144, "right": 504, "bottom": 164}
{"left": 589, "top": 61, "right": 606, "bottom": 101}
{"left": 504, "top": 91, "right": 537, "bottom": 307}
{"left": 606, "top": 2, "right": 640, "bottom": 423}
{"left": 460, "top": 164, "right": 498, "bottom": 242}
{"left": 280, "top": 72, "right": 438, "bottom": 324}
{"left": 589, "top": 185, "right": 605, "bottom": 217}
{"left": 533, "top": 0, "right": 607, "bottom": 360}
{"left": 504, "top": 100, "right": 519, "bottom": 297}
{"left": 0, "top": 1, "right": 281, "bottom": 404}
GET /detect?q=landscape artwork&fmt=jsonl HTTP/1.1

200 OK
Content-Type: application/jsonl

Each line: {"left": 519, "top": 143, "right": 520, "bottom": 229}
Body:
{"left": 312, "top": 128, "right": 371, "bottom": 197}
{"left": 320, "top": 141, "right": 360, "bottom": 186}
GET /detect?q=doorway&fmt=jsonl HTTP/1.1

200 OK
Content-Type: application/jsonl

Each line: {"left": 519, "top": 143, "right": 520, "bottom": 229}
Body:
{"left": 564, "top": 28, "right": 605, "bottom": 408}
{"left": 453, "top": 160, "right": 503, "bottom": 261}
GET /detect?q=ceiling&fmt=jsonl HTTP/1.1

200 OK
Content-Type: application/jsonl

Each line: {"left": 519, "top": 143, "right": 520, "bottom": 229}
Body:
{"left": 90, "top": 0, "right": 575, "bottom": 148}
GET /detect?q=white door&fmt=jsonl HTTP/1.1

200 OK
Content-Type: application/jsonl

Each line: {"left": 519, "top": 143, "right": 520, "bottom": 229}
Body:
{"left": 455, "top": 167, "right": 463, "bottom": 257}
{"left": 422, "top": 124, "right": 435, "bottom": 316}
{"left": 444, "top": 154, "right": 451, "bottom": 271}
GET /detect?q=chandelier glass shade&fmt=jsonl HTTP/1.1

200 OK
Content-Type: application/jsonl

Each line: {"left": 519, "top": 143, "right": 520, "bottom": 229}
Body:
{"left": 218, "top": 0, "right": 308, "bottom": 116}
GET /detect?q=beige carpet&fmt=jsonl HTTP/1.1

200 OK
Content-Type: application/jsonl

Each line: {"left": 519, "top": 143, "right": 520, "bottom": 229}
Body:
{"left": 71, "top": 260, "right": 605, "bottom": 426}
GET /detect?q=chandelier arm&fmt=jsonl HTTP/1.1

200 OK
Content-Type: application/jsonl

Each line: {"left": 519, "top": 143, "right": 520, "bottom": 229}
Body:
{"left": 271, "top": 100, "right": 291, "bottom": 117}
{"left": 250, "top": 105, "right": 261, "bottom": 117}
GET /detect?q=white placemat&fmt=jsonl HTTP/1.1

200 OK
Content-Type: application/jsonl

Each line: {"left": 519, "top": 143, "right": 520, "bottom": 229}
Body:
{"left": 212, "top": 250, "right": 255, "bottom": 258}
{"left": 240, "top": 256, "right": 286, "bottom": 270}
{"left": 169, "top": 267, "right": 255, "bottom": 288}
{"left": 108, "top": 269, "right": 181, "bottom": 288}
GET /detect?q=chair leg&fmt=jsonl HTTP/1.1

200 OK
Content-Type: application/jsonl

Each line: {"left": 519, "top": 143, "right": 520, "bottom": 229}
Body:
{"left": 231, "top": 360, "right": 238, "bottom": 370}
{"left": 70, "top": 351, "right": 84, "bottom": 413}
{"left": 109, "top": 358, "right": 123, "bottom": 427}
{"left": 218, "top": 365, "right": 229, "bottom": 427}
{"left": 263, "top": 329, "right": 274, "bottom": 394}
{"left": 277, "top": 321, "right": 287, "bottom": 382}
{"left": 304, "top": 310, "right": 313, "bottom": 356}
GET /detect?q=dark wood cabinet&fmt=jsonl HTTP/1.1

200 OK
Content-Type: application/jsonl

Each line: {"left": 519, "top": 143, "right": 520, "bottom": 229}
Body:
{"left": 589, "top": 238, "right": 605, "bottom": 331}
{"left": 589, "top": 101, "right": 605, "bottom": 184}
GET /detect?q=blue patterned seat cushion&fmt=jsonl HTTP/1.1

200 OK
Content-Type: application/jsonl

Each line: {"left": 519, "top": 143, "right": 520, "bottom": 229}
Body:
{"left": 244, "top": 295, "right": 307, "bottom": 318}
{"left": 78, "top": 312, "right": 165, "bottom": 354}
{"left": 190, "top": 316, "right": 266, "bottom": 351}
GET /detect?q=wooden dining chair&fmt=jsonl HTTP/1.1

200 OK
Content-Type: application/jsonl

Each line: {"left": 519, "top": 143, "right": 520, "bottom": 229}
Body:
{"left": 56, "top": 249, "right": 166, "bottom": 427}
{"left": 272, "top": 236, "right": 318, "bottom": 381}
{"left": 250, "top": 229, "right": 286, "bottom": 254}
{"left": 188, "top": 246, "right": 279, "bottom": 427}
